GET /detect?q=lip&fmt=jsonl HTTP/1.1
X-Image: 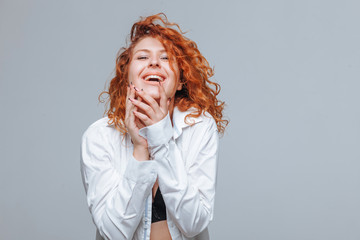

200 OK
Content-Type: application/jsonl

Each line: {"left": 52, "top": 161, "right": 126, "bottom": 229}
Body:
{"left": 141, "top": 72, "right": 166, "bottom": 82}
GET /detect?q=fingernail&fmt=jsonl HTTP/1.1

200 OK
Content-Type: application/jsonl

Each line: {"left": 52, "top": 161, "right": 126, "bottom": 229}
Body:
{"left": 134, "top": 87, "right": 139, "bottom": 91}
{"left": 130, "top": 82, "right": 133, "bottom": 85}
{"left": 141, "top": 88, "right": 143, "bottom": 91}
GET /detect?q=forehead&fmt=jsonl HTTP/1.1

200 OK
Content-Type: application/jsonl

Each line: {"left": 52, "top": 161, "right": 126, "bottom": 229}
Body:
{"left": 133, "top": 37, "right": 165, "bottom": 53}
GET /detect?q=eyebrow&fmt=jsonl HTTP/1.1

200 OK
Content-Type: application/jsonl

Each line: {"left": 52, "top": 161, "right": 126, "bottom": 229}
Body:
{"left": 134, "top": 49, "right": 167, "bottom": 54}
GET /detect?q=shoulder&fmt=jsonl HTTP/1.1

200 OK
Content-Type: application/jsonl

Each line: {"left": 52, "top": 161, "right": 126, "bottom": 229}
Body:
{"left": 174, "top": 107, "right": 217, "bottom": 137}
{"left": 193, "top": 111, "right": 218, "bottom": 137}
{"left": 198, "top": 111, "right": 217, "bottom": 128}
{"left": 178, "top": 109, "right": 219, "bottom": 154}
{"left": 187, "top": 107, "right": 216, "bottom": 129}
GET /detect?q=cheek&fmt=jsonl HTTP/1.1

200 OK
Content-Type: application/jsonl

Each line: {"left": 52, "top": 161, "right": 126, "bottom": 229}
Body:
{"left": 128, "top": 64, "right": 140, "bottom": 82}
{"left": 167, "top": 65, "right": 180, "bottom": 81}
{"left": 165, "top": 78, "right": 181, "bottom": 96}
{"left": 170, "top": 68, "right": 180, "bottom": 89}
{"left": 127, "top": 64, "right": 134, "bottom": 78}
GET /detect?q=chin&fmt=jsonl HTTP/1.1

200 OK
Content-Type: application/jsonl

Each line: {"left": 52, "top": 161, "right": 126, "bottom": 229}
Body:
{"left": 148, "top": 93, "right": 160, "bottom": 100}
{"left": 142, "top": 88, "right": 160, "bottom": 100}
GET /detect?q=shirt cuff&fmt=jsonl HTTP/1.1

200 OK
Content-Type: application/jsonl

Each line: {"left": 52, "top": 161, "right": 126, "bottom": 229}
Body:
{"left": 123, "top": 154, "right": 157, "bottom": 183}
{"left": 139, "top": 113, "right": 173, "bottom": 147}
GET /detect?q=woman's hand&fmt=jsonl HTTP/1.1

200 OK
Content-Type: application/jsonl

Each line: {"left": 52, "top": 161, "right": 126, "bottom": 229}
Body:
{"left": 125, "top": 84, "right": 149, "bottom": 160}
{"left": 129, "top": 82, "right": 170, "bottom": 126}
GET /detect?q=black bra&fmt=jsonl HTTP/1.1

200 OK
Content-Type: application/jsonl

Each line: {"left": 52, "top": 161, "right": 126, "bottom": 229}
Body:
{"left": 151, "top": 187, "right": 167, "bottom": 223}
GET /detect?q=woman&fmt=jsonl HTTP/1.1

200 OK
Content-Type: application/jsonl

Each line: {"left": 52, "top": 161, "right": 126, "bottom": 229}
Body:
{"left": 81, "top": 13, "right": 228, "bottom": 240}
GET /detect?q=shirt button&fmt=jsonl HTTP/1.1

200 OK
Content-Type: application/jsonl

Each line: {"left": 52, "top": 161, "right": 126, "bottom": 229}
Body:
{"left": 144, "top": 219, "right": 148, "bottom": 229}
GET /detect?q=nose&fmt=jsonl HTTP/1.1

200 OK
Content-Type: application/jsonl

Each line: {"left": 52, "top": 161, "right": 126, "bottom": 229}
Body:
{"left": 149, "top": 57, "right": 160, "bottom": 68}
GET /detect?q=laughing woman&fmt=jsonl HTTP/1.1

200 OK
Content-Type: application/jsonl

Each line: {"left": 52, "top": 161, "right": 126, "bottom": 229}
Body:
{"left": 80, "top": 13, "right": 228, "bottom": 240}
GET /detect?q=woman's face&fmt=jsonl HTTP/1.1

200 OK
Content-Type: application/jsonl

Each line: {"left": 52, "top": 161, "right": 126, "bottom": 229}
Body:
{"left": 128, "top": 37, "right": 182, "bottom": 100}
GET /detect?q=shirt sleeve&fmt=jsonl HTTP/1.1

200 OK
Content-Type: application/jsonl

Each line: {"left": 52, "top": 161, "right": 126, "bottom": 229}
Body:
{"left": 139, "top": 113, "right": 219, "bottom": 238}
{"left": 80, "top": 124, "right": 157, "bottom": 240}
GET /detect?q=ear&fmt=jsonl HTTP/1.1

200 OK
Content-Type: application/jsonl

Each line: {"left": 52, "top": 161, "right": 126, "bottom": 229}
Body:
{"left": 176, "top": 69, "right": 183, "bottom": 91}
{"left": 176, "top": 82, "right": 183, "bottom": 91}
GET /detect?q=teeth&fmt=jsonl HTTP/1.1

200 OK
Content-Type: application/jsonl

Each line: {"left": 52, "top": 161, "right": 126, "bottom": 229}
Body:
{"left": 144, "top": 75, "right": 164, "bottom": 81}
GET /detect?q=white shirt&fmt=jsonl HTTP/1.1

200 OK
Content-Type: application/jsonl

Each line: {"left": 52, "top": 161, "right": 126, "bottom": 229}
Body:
{"left": 80, "top": 107, "right": 219, "bottom": 240}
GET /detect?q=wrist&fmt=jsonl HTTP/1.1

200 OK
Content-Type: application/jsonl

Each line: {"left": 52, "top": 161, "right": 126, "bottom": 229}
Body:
{"left": 133, "top": 145, "right": 150, "bottom": 161}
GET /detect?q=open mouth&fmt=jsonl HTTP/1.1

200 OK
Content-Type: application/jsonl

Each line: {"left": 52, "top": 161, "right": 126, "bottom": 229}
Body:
{"left": 143, "top": 74, "right": 165, "bottom": 82}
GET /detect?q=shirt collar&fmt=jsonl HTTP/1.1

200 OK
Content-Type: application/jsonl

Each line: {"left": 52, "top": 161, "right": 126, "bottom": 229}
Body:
{"left": 172, "top": 106, "right": 203, "bottom": 139}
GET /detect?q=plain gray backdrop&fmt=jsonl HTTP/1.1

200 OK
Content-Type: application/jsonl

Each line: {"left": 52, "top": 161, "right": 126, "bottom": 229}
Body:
{"left": 1, "top": 0, "right": 359, "bottom": 239}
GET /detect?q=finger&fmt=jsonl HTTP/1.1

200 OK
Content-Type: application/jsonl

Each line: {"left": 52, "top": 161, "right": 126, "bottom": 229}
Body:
{"left": 129, "top": 83, "right": 136, "bottom": 99}
{"left": 159, "top": 81, "right": 168, "bottom": 112}
{"left": 129, "top": 98, "right": 155, "bottom": 119}
{"left": 133, "top": 110, "right": 153, "bottom": 126}
{"left": 125, "top": 86, "right": 131, "bottom": 119}
{"left": 133, "top": 105, "right": 145, "bottom": 128}
{"left": 135, "top": 116, "right": 145, "bottom": 129}
{"left": 125, "top": 86, "right": 136, "bottom": 122}
{"left": 127, "top": 85, "right": 136, "bottom": 108}
{"left": 134, "top": 87, "right": 161, "bottom": 113}
{"left": 136, "top": 93, "right": 142, "bottom": 102}
{"left": 134, "top": 95, "right": 146, "bottom": 127}
{"left": 128, "top": 105, "right": 138, "bottom": 130}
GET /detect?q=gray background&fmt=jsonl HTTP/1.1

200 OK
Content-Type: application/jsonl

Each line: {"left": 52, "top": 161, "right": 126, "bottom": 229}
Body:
{"left": 1, "top": 0, "right": 359, "bottom": 239}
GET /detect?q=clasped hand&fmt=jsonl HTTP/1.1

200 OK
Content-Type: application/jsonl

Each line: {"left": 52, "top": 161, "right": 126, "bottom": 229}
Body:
{"left": 125, "top": 82, "right": 170, "bottom": 149}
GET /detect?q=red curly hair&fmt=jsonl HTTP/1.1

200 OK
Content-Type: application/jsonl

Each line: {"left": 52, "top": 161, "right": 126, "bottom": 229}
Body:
{"left": 99, "top": 13, "right": 228, "bottom": 134}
